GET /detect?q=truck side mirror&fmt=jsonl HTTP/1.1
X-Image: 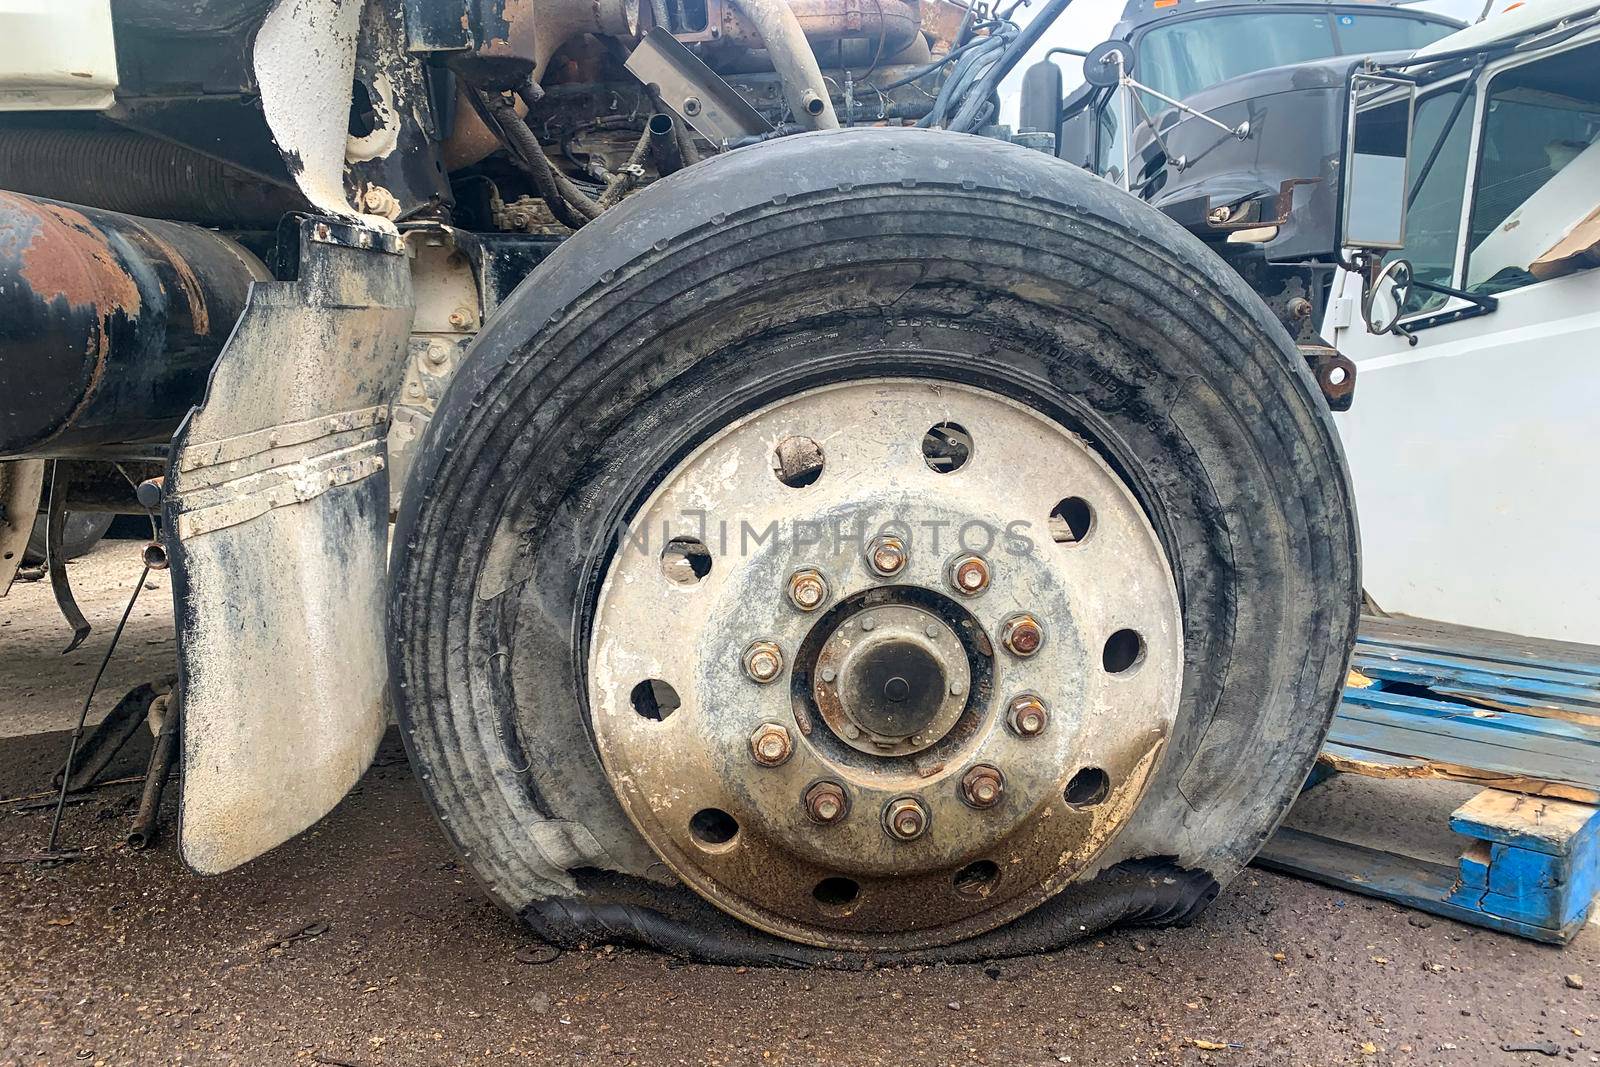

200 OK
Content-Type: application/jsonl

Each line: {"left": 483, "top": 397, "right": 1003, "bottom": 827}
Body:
{"left": 1342, "top": 73, "right": 1415, "bottom": 250}
{"left": 1362, "top": 258, "right": 1412, "bottom": 335}
{"left": 1020, "top": 60, "right": 1063, "bottom": 138}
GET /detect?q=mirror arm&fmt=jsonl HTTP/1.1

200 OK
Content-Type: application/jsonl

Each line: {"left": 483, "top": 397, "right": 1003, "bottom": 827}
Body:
{"left": 1410, "top": 277, "right": 1499, "bottom": 313}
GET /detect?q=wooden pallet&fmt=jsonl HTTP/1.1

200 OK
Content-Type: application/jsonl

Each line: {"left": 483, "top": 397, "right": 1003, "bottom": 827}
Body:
{"left": 1256, "top": 616, "right": 1600, "bottom": 944}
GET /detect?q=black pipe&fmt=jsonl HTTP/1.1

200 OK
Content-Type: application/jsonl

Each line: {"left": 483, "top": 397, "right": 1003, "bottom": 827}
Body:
{"left": 647, "top": 113, "right": 684, "bottom": 177}
{"left": 127, "top": 696, "right": 178, "bottom": 851}
{"left": 0, "top": 192, "right": 267, "bottom": 458}
{"left": 58, "top": 681, "right": 165, "bottom": 793}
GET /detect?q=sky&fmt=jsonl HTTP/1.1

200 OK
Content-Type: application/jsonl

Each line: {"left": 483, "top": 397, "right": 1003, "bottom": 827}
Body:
{"left": 992, "top": 0, "right": 1497, "bottom": 127}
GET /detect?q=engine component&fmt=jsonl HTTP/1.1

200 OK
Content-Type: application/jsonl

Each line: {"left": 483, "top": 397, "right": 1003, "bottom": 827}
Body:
{"left": 0, "top": 192, "right": 267, "bottom": 457}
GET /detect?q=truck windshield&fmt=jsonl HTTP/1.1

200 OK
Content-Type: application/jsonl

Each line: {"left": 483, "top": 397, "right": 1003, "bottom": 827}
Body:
{"left": 1136, "top": 11, "right": 1455, "bottom": 105}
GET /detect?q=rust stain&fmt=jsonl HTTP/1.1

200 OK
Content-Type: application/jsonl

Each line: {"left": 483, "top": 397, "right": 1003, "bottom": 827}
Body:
{"left": 6, "top": 194, "right": 141, "bottom": 317}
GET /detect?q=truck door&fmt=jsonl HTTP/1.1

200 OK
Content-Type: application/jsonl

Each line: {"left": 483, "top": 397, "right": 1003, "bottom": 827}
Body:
{"left": 1331, "top": 39, "right": 1600, "bottom": 645}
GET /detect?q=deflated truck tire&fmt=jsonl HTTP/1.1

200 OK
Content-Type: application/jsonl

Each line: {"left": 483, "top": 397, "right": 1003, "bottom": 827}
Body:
{"left": 389, "top": 128, "right": 1360, "bottom": 965}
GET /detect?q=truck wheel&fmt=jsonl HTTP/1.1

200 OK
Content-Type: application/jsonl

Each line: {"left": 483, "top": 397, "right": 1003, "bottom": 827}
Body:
{"left": 391, "top": 129, "right": 1359, "bottom": 964}
{"left": 24, "top": 511, "right": 114, "bottom": 564}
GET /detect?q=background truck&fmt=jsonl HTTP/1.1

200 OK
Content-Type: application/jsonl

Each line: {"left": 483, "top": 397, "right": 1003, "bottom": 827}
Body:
{"left": 1018, "top": 0, "right": 1465, "bottom": 406}
{"left": 0, "top": 0, "right": 1360, "bottom": 963}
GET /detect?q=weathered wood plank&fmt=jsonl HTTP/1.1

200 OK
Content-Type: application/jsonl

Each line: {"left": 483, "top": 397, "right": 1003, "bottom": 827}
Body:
{"left": 1452, "top": 791, "right": 1600, "bottom": 855}
{"left": 1256, "top": 827, "right": 1585, "bottom": 945}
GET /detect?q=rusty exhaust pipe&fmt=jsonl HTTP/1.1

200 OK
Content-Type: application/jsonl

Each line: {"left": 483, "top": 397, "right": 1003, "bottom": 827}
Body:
{"left": 127, "top": 694, "right": 179, "bottom": 851}
{"left": 647, "top": 113, "right": 685, "bottom": 176}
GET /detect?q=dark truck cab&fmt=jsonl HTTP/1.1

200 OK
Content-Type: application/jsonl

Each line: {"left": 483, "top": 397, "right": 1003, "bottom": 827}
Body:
{"left": 1021, "top": 0, "right": 1461, "bottom": 404}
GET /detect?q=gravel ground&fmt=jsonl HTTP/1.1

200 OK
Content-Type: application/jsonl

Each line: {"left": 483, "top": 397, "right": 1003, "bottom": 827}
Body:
{"left": 2, "top": 544, "right": 1598, "bottom": 1066}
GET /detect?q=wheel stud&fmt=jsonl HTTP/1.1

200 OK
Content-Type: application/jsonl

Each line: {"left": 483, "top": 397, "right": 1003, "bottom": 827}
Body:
{"left": 865, "top": 533, "right": 907, "bottom": 577}
{"left": 743, "top": 640, "right": 785, "bottom": 683}
{"left": 805, "top": 781, "right": 848, "bottom": 824}
{"left": 948, "top": 554, "right": 991, "bottom": 596}
{"left": 787, "top": 568, "right": 828, "bottom": 612}
{"left": 883, "top": 796, "right": 930, "bottom": 841}
{"left": 1007, "top": 695, "right": 1049, "bottom": 737}
{"left": 1000, "top": 614, "right": 1044, "bottom": 658}
{"left": 960, "top": 765, "right": 1004, "bottom": 808}
{"left": 750, "top": 723, "right": 793, "bottom": 766}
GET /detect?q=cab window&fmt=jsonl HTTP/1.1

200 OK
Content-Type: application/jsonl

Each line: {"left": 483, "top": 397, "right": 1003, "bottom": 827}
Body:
{"left": 1464, "top": 41, "right": 1600, "bottom": 295}
{"left": 1135, "top": 11, "right": 1454, "bottom": 107}
{"left": 1095, "top": 87, "right": 1129, "bottom": 186}
{"left": 1398, "top": 84, "right": 1475, "bottom": 315}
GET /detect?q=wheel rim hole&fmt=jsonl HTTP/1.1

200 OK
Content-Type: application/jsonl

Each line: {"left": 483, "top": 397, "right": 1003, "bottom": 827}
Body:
{"left": 689, "top": 807, "right": 739, "bottom": 847}
{"left": 952, "top": 859, "right": 1000, "bottom": 898}
{"left": 630, "top": 679, "right": 681, "bottom": 721}
{"left": 661, "top": 537, "right": 712, "bottom": 585}
{"left": 1049, "top": 497, "right": 1094, "bottom": 544}
{"left": 812, "top": 876, "right": 860, "bottom": 910}
{"left": 1102, "top": 628, "right": 1145, "bottom": 673}
{"left": 922, "top": 422, "right": 972, "bottom": 474}
{"left": 1065, "top": 767, "right": 1110, "bottom": 808}
{"left": 773, "top": 435, "right": 824, "bottom": 488}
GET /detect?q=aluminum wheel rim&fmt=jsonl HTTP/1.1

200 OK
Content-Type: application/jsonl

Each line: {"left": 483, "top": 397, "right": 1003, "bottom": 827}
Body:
{"left": 587, "top": 378, "right": 1184, "bottom": 949}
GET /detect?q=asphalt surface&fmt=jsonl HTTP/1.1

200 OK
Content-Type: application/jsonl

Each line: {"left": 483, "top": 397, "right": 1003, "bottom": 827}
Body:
{"left": 2, "top": 544, "right": 1598, "bottom": 1066}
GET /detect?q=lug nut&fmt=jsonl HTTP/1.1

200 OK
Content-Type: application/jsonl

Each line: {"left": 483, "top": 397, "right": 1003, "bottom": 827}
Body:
{"left": 750, "top": 723, "right": 793, "bottom": 766}
{"left": 865, "top": 533, "right": 907, "bottom": 577}
{"left": 1007, "top": 695, "right": 1049, "bottom": 737}
{"left": 961, "top": 765, "right": 1004, "bottom": 809}
{"left": 805, "top": 781, "right": 848, "bottom": 824}
{"left": 948, "top": 554, "right": 991, "bottom": 596}
{"left": 787, "top": 568, "right": 828, "bottom": 612}
{"left": 883, "top": 796, "right": 930, "bottom": 841}
{"left": 743, "top": 640, "right": 785, "bottom": 684}
{"left": 1000, "top": 614, "right": 1045, "bottom": 658}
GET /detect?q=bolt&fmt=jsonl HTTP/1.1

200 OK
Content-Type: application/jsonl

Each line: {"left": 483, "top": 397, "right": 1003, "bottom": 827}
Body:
{"left": 1007, "top": 695, "right": 1049, "bottom": 737}
{"left": 925, "top": 623, "right": 940, "bottom": 639}
{"left": 1001, "top": 614, "right": 1045, "bottom": 658}
{"left": 820, "top": 666, "right": 837, "bottom": 683}
{"left": 948, "top": 554, "right": 991, "bottom": 596}
{"left": 884, "top": 797, "right": 929, "bottom": 841}
{"left": 805, "top": 781, "right": 848, "bottom": 824}
{"left": 743, "top": 640, "right": 784, "bottom": 684}
{"left": 961, "top": 765, "right": 1004, "bottom": 808}
{"left": 447, "top": 307, "right": 474, "bottom": 330}
{"left": 750, "top": 723, "right": 793, "bottom": 766}
{"left": 787, "top": 568, "right": 828, "bottom": 612}
{"left": 683, "top": 96, "right": 703, "bottom": 116}
{"left": 1287, "top": 296, "right": 1314, "bottom": 320}
{"left": 865, "top": 533, "right": 907, "bottom": 577}
{"left": 1207, "top": 204, "right": 1232, "bottom": 225}
{"left": 860, "top": 615, "right": 877, "bottom": 632}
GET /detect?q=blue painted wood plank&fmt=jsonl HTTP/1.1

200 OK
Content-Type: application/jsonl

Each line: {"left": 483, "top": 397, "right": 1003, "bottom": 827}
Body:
{"left": 1327, "top": 714, "right": 1600, "bottom": 794}
{"left": 1451, "top": 791, "right": 1600, "bottom": 855}
{"left": 1355, "top": 644, "right": 1600, "bottom": 693}
{"left": 1341, "top": 689, "right": 1600, "bottom": 750}
{"left": 1256, "top": 827, "right": 1582, "bottom": 944}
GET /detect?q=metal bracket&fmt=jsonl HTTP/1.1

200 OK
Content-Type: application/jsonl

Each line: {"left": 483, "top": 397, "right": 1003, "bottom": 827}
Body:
{"left": 625, "top": 26, "right": 771, "bottom": 145}
{"left": 0, "top": 460, "right": 44, "bottom": 597}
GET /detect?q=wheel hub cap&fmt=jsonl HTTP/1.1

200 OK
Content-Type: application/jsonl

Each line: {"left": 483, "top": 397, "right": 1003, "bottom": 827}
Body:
{"left": 587, "top": 379, "right": 1184, "bottom": 950}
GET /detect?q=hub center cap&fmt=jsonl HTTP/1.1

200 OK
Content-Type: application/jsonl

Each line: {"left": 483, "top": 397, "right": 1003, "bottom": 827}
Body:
{"left": 814, "top": 604, "right": 969, "bottom": 756}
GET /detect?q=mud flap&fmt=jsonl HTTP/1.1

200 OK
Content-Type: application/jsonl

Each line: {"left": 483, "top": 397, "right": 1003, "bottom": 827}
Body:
{"left": 0, "top": 460, "right": 44, "bottom": 596}
{"left": 165, "top": 219, "right": 412, "bottom": 875}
